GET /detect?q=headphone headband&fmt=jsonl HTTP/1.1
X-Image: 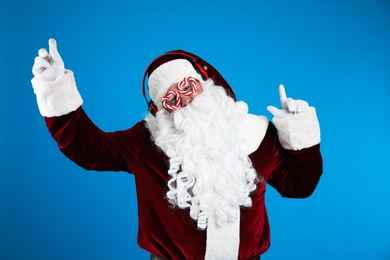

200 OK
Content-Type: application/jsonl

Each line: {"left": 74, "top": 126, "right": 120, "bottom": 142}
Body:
{"left": 142, "top": 50, "right": 236, "bottom": 115}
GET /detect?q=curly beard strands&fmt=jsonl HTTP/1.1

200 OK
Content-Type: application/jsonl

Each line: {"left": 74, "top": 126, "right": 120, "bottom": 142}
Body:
{"left": 145, "top": 79, "right": 257, "bottom": 230}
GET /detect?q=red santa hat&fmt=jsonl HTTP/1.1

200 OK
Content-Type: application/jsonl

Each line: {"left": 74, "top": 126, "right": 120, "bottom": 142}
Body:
{"left": 148, "top": 59, "right": 203, "bottom": 110}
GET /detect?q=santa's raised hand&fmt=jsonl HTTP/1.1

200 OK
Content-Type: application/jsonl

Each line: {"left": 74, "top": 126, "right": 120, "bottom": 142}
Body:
{"left": 32, "top": 38, "right": 64, "bottom": 82}
{"left": 266, "top": 84, "right": 320, "bottom": 151}
{"left": 31, "top": 38, "right": 82, "bottom": 118}
{"left": 267, "top": 84, "right": 309, "bottom": 117}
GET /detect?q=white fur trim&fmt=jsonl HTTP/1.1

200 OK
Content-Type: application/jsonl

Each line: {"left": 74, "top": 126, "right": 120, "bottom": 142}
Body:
{"left": 148, "top": 59, "right": 201, "bottom": 110}
{"left": 235, "top": 101, "right": 268, "bottom": 155}
{"left": 31, "top": 70, "right": 83, "bottom": 117}
{"left": 204, "top": 99, "right": 268, "bottom": 258}
{"left": 272, "top": 107, "right": 321, "bottom": 150}
{"left": 239, "top": 114, "right": 269, "bottom": 155}
{"left": 205, "top": 206, "right": 240, "bottom": 260}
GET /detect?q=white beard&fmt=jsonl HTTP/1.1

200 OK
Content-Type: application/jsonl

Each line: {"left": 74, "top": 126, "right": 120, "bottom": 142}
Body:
{"left": 145, "top": 79, "right": 258, "bottom": 230}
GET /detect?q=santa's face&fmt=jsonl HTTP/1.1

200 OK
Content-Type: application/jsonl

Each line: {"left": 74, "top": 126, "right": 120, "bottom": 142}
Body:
{"left": 161, "top": 76, "right": 203, "bottom": 112}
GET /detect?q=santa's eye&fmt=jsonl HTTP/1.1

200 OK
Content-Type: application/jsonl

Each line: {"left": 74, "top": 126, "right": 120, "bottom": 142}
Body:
{"left": 178, "top": 77, "right": 198, "bottom": 95}
{"left": 167, "top": 93, "right": 178, "bottom": 105}
{"left": 162, "top": 90, "right": 181, "bottom": 111}
{"left": 182, "top": 83, "right": 194, "bottom": 92}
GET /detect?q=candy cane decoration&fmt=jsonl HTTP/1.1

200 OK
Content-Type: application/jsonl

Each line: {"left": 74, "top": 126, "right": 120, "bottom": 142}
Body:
{"left": 178, "top": 76, "right": 197, "bottom": 96}
{"left": 161, "top": 76, "right": 199, "bottom": 111}
{"left": 162, "top": 90, "right": 181, "bottom": 111}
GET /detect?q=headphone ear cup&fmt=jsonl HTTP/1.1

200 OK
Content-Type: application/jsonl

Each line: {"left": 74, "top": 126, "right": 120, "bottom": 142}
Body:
{"left": 148, "top": 100, "right": 158, "bottom": 115}
{"left": 194, "top": 62, "right": 209, "bottom": 80}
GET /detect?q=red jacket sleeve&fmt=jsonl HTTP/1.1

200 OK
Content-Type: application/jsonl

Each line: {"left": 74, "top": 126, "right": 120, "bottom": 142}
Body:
{"left": 251, "top": 122, "right": 323, "bottom": 198}
{"left": 44, "top": 107, "right": 149, "bottom": 173}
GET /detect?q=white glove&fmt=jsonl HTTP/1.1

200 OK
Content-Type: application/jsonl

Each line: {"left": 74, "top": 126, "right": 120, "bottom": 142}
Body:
{"left": 32, "top": 38, "right": 64, "bottom": 82}
{"left": 267, "top": 84, "right": 309, "bottom": 117}
{"left": 31, "top": 39, "right": 82, "bottom": 117}
{"left": 266, "top": 84, "right": 320, "bottom": 150}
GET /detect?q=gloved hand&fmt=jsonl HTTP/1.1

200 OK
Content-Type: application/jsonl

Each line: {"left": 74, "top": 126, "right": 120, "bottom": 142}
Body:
{"left": 31, "top": 38, "right": 83, "bottom": 117}
{"left": 266, "top": 84, "right": 320, "bottom": 150}
{"left": 267, "top": 84, "right": 309, "bottom": 117}
{"left": 32, "top": 38, "right": 64, "bottom": 81}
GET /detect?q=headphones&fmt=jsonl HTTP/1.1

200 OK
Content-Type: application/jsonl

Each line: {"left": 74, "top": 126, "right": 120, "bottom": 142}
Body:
{"left": 142, "top": 50, "right": 236, "bottom": 115}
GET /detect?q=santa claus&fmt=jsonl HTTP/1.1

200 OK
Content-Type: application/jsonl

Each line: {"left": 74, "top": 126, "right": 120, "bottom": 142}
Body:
{"left": 31, "top": 39, "right": 322, "bottom": 260}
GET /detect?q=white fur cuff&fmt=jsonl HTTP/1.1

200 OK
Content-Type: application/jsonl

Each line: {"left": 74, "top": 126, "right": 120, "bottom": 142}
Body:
{"left": 31, "top": 70, "right": 83, "bottom": 117}
{"left": 272, "top": 107, "right": 321, "bottom": 150}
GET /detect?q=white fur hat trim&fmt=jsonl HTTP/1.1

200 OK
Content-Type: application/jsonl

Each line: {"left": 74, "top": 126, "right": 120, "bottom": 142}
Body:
{"left": 148, "top": 59, "right": 201, "bottom": 110}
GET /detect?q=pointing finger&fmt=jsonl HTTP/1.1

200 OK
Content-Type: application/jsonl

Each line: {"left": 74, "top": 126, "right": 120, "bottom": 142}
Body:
{"left": 48, "top": 38, "right": 61, "bottom": 62}
{"left": 278, "top": 84, "right": 287, "bottom": 109}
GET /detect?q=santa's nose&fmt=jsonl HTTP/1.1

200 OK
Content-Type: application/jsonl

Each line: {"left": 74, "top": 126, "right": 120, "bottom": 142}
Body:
{"left": 180, "top": 95, "right": 193, "bottom": 107}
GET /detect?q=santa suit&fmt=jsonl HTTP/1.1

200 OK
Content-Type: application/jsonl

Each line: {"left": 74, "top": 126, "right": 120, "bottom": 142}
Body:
{"left": 37, "top": 70, "right": 323, "bottom": 259}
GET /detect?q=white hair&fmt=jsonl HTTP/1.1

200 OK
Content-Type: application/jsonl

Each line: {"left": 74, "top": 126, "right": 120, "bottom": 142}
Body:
{"left": 145, "top": 79, "right": 258, "bottom": 229}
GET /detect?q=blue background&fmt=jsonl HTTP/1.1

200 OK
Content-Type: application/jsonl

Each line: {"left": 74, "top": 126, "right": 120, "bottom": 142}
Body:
{"left": 1, "top": 0, "right": 389, "bottom": 259}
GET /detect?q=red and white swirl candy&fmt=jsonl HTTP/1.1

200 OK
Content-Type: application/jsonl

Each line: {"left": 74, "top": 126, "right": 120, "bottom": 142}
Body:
{"left": 161, "top": 76, "right": 198, "bottom": 111}
{"left": 178, "top": 76, "right": 197, "bottom": 95}
{"left": 162, "top": 90, "right": 181, "bottom": 111}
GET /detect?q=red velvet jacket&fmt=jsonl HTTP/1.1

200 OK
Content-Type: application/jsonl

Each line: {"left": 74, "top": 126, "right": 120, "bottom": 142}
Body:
{"left": 45, "top": 107, "right": 322, "bottom": 260}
